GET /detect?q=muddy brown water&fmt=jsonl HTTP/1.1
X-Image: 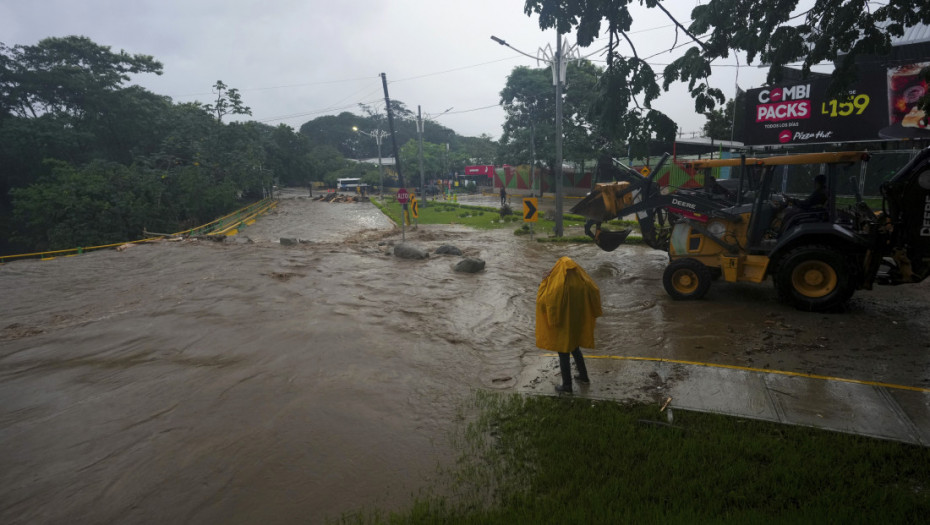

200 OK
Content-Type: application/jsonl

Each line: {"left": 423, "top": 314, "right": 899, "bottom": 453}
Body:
{"left": 2, "top": 192, "right": 929, "bottom": 524}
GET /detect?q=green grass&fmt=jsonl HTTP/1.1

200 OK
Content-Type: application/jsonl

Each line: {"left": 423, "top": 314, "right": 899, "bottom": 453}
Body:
{"left": 333, "top": 392, "right": 930, "bottom": 524}
{"left": 373, "top": 197, "right": 523, "bottom": 230}
{"left": 372, "top": 197, "right": 640, "bottom": 243}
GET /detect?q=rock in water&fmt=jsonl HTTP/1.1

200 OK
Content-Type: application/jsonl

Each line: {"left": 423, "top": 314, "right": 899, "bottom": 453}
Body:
{"left": 394, "top": 243, "right": 429, "bottom": 260}
{"left": 435, "top": 244, "right": 463, "bottom": 256}
{"left": 454, "top": 257, "right": 485, "bottom": 273}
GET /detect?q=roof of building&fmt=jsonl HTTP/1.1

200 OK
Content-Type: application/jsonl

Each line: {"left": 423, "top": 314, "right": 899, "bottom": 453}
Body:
{"left": 889, "top": 22, "right": 930, "bottom": 46}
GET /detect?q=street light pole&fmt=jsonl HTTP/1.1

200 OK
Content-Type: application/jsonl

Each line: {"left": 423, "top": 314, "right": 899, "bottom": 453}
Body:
{"left": 554, "top": 34, "right": 564, "bottom": 237}
{"left": 353, "top": 126, "right": 388, "bottom": 196}
{"left": 490, "top": 32, "right": 579, "bottom": 237}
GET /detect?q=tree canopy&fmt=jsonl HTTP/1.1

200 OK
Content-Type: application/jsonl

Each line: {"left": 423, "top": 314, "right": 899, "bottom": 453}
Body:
{"left": 0, "top": 36, "right": 318, "bottom": 254}
{"left": 523, "top": 0, "right": 930, "bottom": 143}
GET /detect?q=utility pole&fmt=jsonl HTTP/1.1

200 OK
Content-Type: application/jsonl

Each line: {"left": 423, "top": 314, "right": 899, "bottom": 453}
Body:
{"left": 553, "top": 33, "right": 564, "bottom": 237}
{"left": 381, "top": 73, "right": 404, "bottom": 188}
{"left": 530, "top": 117, "right": 537, "bottom": 196}
{"left": 417, "top": 106, "right": 426, "bottom": 205}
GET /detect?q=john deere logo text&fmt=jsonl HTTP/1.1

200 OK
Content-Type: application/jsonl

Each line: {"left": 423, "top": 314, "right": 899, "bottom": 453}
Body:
{"left": 671, "top": 198, "right": 696, "bottom": 210}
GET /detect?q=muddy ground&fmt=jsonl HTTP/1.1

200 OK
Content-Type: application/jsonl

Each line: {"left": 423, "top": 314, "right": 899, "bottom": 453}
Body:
{"left": 2, "top": 190, "right": 929, "bottom": 524}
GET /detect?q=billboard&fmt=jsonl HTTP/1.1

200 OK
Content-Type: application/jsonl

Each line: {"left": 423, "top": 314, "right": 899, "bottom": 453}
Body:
{"left": 743, "top": 61, "right": 930, "bottom": 145}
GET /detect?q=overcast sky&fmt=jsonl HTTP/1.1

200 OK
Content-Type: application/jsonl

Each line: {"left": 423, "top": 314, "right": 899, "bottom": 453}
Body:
{"left": 2, "top": 0, "right": 801, "bottom": 140}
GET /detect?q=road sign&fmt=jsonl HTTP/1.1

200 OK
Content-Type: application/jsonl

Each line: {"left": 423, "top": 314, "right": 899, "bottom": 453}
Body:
{"left": 411, "top": 197, "right": 419, "bottom": 218}
{"left": 640, "top": 167, "right": 650, "bottom": 176}
{"left": 523, "top": 197, "right": 538, "bottom": 222}
{"left": 397, "top": 188, "right": 409, "bottom": 204}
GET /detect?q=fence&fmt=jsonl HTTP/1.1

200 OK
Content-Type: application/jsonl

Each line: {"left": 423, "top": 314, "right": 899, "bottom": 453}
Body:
{"left": 0, "top": 197, "right": 277, "bottom": 264}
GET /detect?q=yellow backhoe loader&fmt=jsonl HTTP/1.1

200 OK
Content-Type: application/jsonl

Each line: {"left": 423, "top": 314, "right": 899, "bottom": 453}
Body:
{"left": 570, "top": 148, "right": 930, "bottom": 311}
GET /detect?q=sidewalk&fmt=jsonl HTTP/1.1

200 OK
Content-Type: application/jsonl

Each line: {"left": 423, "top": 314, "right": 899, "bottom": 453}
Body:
{"left": 515, "top": 355, "right": 930, "bottom": 446}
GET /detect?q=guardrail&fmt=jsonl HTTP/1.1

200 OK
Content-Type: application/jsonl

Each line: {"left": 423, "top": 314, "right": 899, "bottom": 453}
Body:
{"left": 0, "top": 197, "right": 277, "bottom": 264}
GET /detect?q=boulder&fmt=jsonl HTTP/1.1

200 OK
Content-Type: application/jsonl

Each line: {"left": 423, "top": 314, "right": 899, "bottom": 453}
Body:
{"left": 435, "top": 244, "right": 463, "bottom": 256}
{"left": 454, "top": 257, "right": 485, "bottom": 273}
{"left": 394, "top": 243, "right": 429, "bottom": 260}
{"left": 279, "top": 237, "right": 299, "bottom": 246}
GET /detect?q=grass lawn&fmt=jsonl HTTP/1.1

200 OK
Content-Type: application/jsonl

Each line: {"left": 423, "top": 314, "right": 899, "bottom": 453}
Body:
{"left": 371, "top": 197, "right": 640, "bottom": 243}
{"left": 335, "top": 392, "right": 930, "bottom": 524}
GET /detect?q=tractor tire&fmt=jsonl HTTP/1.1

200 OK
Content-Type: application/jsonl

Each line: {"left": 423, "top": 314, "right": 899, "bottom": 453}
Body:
{"left": 775, "top": 245, "right": 854, "bottom": 312}
{"left": 663, "top": 258, "right": 712, "bottom": 300}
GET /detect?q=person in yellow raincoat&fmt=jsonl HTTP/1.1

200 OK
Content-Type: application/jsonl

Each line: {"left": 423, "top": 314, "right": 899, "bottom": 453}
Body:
{"left": 535, "top": 256, "right": 602, "bottom": 393}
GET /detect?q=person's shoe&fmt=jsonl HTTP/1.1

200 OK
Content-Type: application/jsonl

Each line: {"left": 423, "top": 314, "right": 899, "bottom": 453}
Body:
{"left": 555, "top": 384, "right": 573, "bottom": 394}
{"left": 574, "top": 374, "right": 590, "bottom": 384}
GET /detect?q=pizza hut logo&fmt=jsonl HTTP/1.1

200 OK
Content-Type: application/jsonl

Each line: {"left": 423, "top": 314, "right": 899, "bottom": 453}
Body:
{"left": 778, "top": 129, "right": 793, "bottom": 143}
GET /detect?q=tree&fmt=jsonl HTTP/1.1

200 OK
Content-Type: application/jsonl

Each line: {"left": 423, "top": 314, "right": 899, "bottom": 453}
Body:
{"left": 0, "top": 36, "right": 163, "bottom": 119}
{"left": 523, "top": 0, "right": 930, "bottom": 143}
{"left": 0, "top": 35, "right": 320, "bottom": 253}
{"left": 459, "top": 134, "right": 499, "bottom": 165}
{"left": 703, "top": 99, "right": 735, "bottom": 141}
{"left": 498, "top": 60, "right": 601, "bottom": 170}
{"left": 308, "top": 145, "right": 347, "bottom": 182}
{"left": 202, "top": 80, "right": 251, "bottom": 122}
{"left": 260, "top": 123, "right": 312, "bottom": 187}
{"left": 499, "top": 65, "right": 554, "bottom": 167}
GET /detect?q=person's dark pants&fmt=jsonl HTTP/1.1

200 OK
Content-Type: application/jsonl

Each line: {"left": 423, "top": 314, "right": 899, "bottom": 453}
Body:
{"left": 558, "top": 347, "right": 589, "bottom": 389}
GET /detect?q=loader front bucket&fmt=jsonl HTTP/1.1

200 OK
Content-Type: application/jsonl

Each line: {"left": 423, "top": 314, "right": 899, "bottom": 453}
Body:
{"left": 594, "top": 228, "right": 632, "bottom": 252}
{"left": 571, "top": 190, "right": 613, "bottom": 222}
{"left": 570, "top": 181, "right": 635, "bottom": 222}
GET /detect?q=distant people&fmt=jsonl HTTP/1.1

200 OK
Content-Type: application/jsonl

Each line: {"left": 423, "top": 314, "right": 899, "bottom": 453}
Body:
{"left": 500, "top": 186, "right": 507, "bottom": 206}
{"left": 535, "top": 257, "right": 602, "bottom": 394}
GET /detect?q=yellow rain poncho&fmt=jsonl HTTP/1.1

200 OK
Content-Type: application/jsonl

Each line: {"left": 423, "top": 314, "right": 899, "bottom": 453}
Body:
{"left": 535, "top": 257, "right": 602, "bottom": 353}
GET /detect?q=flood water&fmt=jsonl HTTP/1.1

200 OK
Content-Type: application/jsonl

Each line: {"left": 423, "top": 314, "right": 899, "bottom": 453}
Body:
{"left": 2, "top": 191, "right": 929, "bottom": 523}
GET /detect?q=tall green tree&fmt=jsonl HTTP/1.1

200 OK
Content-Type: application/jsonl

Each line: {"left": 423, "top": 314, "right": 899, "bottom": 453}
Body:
{"left": 499, "top": 65, "right": 553, "bottom": 167}
{"left": 308, "top": 145, "right": 347, "bottom": 183}
{"left": 499, "top": 60, "right": 602, "bottom": 170}
{"left": 0, "top": 36, "right": 163, "bottom": 119}
{"left": 202, "top": 80, "right": 251, "bottom": 122}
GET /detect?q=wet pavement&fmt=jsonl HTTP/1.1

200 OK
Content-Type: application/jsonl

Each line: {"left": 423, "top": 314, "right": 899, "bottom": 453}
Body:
{"left": 516, "top": 355, "right": 930, "bottom": 446}
{"left": 2, "top": 191, "right": 929, "bottom": 524}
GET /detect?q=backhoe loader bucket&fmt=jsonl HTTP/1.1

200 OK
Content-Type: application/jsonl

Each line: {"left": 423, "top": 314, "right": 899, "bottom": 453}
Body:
{"left": 571, "top": 190, "right": 613, "bottom": 222}
{"left": 594, "top": 228, "right": 632, "bottom": 252}
{"left": 570, "top": 181, "right": 636, "bottom": 222}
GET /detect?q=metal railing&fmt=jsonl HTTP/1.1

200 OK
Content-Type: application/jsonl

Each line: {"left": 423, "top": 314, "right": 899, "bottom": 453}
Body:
{"left": 1, "top": 198, "right": 277, "bottom": 264}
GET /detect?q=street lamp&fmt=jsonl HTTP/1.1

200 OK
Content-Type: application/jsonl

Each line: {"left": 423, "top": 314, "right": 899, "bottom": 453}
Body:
{"left": 416, "top": 105, "right": 453, "bottom": 204}
{"left": 491, "top": 33, "right": 581, "bottom": 237}
{"left": 353, "top": 126, "right": 389, "bottom": 196}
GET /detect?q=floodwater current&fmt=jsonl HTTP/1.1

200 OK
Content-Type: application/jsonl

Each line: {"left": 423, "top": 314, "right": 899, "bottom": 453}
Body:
{"left": 2, "top": 191, "right": 929, "bottom": 523}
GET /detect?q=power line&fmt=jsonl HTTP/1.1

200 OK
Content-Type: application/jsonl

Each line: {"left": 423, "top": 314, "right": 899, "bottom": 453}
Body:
{"left": 390, "top": 57, "right": 522, "bottom": 83}
{"left": 172, "top": 74, "right": 378, "bottom": 98}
